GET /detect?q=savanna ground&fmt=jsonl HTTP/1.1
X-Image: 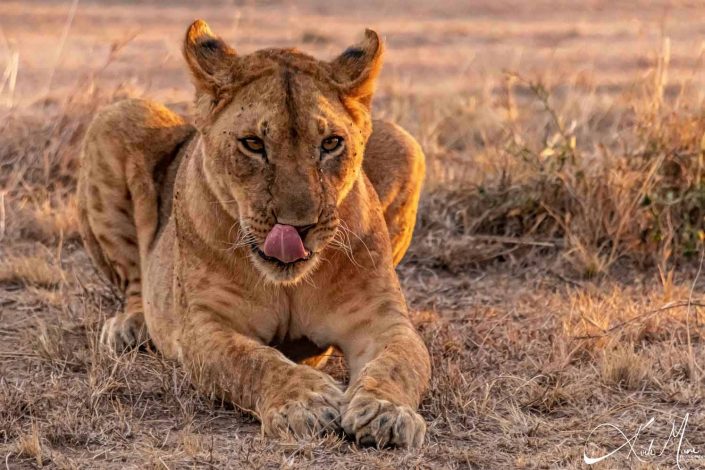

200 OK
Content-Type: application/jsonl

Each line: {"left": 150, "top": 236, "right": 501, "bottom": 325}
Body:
{"left": 2, "top": 0, "right": 705, "bottom": 468}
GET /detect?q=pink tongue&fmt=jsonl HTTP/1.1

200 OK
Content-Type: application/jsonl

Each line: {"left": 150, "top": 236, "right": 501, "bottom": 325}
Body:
{"left": 262, "top": 224, "right": 308, "bottom": 263}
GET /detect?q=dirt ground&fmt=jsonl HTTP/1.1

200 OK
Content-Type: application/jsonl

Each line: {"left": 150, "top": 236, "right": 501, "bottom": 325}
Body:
{"left": 2, "top": 1, "right": 705, "bottom": 469}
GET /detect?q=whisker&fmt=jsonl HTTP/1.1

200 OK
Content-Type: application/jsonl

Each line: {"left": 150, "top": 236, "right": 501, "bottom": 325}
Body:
{"left": 337, "top": 220, "right": 375, "bottom": 268}
{"left": 328, "top": 224, "right": 363, "bottom": 268}
{"left": 221, "top": 224, "right": 258, "bottom": 254}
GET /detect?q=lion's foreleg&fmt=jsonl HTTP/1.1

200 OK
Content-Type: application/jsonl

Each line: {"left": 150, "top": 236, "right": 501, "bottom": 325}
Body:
{"left": 180, "top": 308, "right": 344, "bottom": 437}
{"left": 339, "top": 311, "right": 431, "bottom": 448}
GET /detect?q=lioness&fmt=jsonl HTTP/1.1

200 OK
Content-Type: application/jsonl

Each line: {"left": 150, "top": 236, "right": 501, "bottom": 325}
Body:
{"left": 77, "top": 20, "right": 430, "bottom": 448}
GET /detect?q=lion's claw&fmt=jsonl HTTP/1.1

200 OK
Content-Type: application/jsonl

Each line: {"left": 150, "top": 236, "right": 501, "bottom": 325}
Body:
{"left": 100, "top": 312, "right": 148, "bottom": 352}
{"left": 262, "top": 368, "right": 344, "bottom": 438}
{"left": 342, "top": 393, "right": 425, "bottom": 448}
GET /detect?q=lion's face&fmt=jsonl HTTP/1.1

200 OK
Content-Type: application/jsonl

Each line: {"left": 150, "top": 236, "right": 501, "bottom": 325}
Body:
{"left": 184, "top": 21, "right": 383, "bottom": 284}
{"left": 202, "top": 71, "right": 365, "bottom": 283}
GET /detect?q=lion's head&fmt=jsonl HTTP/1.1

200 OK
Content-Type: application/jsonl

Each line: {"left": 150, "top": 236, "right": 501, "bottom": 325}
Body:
{"left": 183, "top": 20, "right": 383, "bottom": 284}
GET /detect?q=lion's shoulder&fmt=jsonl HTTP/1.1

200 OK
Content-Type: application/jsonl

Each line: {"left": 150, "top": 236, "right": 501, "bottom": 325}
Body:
{"left": 86, "top": 99, "right": 194, "bottom": 157}
{"left": 364, "top": 120, "right": 425, "bottom": 206}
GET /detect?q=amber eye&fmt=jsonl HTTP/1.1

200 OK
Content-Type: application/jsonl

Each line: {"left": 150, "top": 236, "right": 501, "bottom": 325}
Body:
{"left": 321, "top": 136, "right": 343, "bottom": 153}
{"left": 240, "top": 136, "right": 265, "bottom": 154}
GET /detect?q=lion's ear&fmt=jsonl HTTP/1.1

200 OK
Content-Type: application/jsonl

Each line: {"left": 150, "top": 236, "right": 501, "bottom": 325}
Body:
{"left": 183, "top": 20, "right": 235, "bottom": 96}
{"left": 330, "top": 29, "right": 384, "bottom": 108}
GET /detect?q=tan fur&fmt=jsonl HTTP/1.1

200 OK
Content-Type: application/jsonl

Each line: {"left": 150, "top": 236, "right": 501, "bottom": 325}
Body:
{"left": 77, "top": 20, "right": 430, "bottom": 448}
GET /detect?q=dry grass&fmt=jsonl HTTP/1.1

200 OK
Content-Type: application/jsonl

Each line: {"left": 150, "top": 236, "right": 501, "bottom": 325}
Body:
{"left": 14, "top": 424, "right": 44, "bottom": 467}
{"left": 2, "top": 0, "right": 705, "bottom": 468}
{"left": 0, "top": 254, "right": 65, "bottom": 289}
{"left": 407, "top": 73, "right": 705, "bottom": 277}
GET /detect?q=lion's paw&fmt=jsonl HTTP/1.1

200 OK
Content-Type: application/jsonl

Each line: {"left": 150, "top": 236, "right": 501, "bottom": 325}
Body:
{"left": 342, "top": 393, "right": 425, "bottom": 448}
{"left": 100, "top": 312, "right": 148, "bottom": 352}
{"left": 261, "top": 369, "right": 344, "bottom": 438}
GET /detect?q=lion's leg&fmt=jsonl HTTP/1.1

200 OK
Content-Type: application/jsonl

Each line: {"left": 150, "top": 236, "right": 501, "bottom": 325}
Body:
{"left": 181, "top": 307, "right": 344, "bottom": 437}
{"left": 79, "top": 130, "right": 147, "bottom": 351}
{"left": 77, "top": 99, "right": 193, "bottom": 350}
{"left": 363, "top": 120, "right": 425, "bottom": 266}
{"left": 304, "top": 178, "right": 431, "bottom": 448}
{"left": 338, "top": 305, "right": 430, "bottom": 448}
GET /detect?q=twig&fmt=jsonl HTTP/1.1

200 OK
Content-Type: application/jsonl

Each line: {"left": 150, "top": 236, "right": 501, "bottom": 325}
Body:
{"left": 0, "top": 191, "right": 5, "bottom": 241}
{"left": 609, "top": 300, "right": 705, "bottom": 333}
{"left": 549, "top": 269, "right": 584, "bottom": 288}
{"left": 44, "top": 0, "right": 79, "bottom": 96}
{"left": 686, "top": 249, "right": 704, "bottom": 379}
{"left": 0, "top": 352, "right": 40, "bottom": 359}
{"left": 467, "top": 234, "right": 558, "bottom": 248}
{"left": 572, "top": 300, "right": 705, "bottom": 340}
{"left": 0, "top": 351, "right": 80, "bottom": 368}
{"left": 0, "top": 51, "right": 19, "bottom": 105}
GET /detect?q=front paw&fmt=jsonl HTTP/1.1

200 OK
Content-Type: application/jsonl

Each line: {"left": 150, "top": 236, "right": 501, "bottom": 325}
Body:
{"left": 261, "top": 367, "right": 344, "bottom": 438}
{"left": 342, "top": 392, "right": 426, "bottom": 448}
{"left": 100, "top": 311, "right": 148, "bottom": 352}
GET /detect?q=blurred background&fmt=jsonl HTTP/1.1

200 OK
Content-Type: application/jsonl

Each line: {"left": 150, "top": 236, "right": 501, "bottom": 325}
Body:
{"left": 6, "top": 0, "right": 705, "bottom": 272}
{"left": 5, "top": 0, "right": 705, "bottom": 101}
{"left": 2, "top": 1, "right": 705, "bottom": 468}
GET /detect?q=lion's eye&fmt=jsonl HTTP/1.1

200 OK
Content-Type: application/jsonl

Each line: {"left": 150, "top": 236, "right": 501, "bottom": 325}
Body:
{"left": 240, "top": 136, "right": 265, "bottom": 154}
{"left": 321, "top": 136, "right": 343, "bottom": 153}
